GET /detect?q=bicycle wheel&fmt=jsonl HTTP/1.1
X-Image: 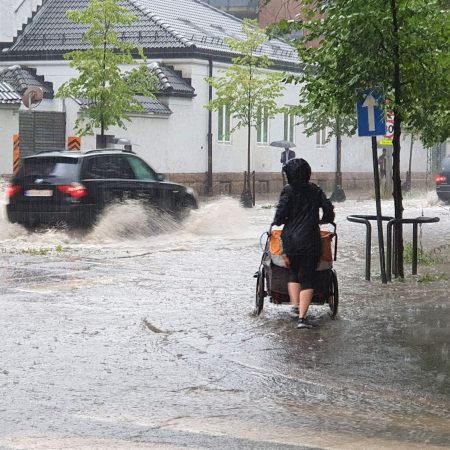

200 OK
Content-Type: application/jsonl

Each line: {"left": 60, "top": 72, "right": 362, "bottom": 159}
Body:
{"left": 328, "top": 269, "right": 339, "bottom": 319}
{"left": 254, "top": 268, "right": 265, "bottom": 316}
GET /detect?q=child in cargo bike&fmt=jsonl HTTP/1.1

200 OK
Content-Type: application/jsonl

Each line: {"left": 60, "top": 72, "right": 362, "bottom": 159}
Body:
{"left": 272, "top": 158, "right": 335, "bottom": 329}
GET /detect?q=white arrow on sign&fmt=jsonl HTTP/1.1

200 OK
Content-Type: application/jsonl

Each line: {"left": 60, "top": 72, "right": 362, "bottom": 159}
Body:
{"left": 362, "top": 94, "right": 378, "bottom": 131}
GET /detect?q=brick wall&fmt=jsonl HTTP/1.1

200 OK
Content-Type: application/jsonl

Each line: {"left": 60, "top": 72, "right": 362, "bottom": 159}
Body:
{"left": 258, "top": 0, "right": 302, "bottom": 27}
{"left": 166, "top": 171, "right": 432, "bottom": 196}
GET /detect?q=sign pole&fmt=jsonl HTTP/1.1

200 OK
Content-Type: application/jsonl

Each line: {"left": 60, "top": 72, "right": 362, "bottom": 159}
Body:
{"left": 372, "top": 135, "right": 387, "bottom": 283}
{"left": 357, "top": 88, "right": 388, "bottom": 283}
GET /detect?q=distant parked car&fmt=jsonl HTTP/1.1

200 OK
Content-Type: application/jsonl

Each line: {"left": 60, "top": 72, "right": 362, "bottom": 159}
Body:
{"left": 435, "top": 156, "right": 450, "bottom": 203}
{"left": 6, "top": 148, "right": 198, "bottom": 229}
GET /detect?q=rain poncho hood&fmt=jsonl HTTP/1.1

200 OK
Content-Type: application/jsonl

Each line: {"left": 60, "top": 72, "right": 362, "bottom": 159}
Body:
{"left": 283, "top": 158, "right": 311, "bottom": 188}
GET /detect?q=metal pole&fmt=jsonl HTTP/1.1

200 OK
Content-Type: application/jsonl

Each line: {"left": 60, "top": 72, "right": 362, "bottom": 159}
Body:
{"left": 252, "top": 171, "right": 256, "bottom": 206}
{"left": 207, "top": 58, "right": 213, "bottom": 196}
{"left": 412, "top": 222, "right": 418, "bottom": 275}
{"left": 386, "top": 220, "right": 393, "bottom": 282}
{"left": 365, "top": 220, "right": 372, "bottom": 281}
{"left": 372, "top": 136, "right": 387, "bottom": 283}
{"left": 346, "top": 215, "right": 373, "bottom": 281}
{"left": 392, "top": 227, "right": 398, "bottom": 278}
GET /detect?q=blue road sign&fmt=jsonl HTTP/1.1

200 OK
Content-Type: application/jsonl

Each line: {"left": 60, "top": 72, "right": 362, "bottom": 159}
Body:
{"left": 357, "top": 89, "right": 386, "bottom": 137}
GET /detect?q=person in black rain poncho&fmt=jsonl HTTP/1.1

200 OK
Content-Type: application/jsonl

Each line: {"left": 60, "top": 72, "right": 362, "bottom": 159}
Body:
{"left": 272, "top": 158, "right": 335, "bottom": 329}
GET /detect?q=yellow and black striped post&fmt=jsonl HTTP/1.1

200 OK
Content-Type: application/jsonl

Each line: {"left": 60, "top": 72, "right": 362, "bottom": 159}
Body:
{"left": 68, "top": 136, "right": 81, "bottom": 151}
{"left": 13, "top": 134, "right": 20, "bottom": 175}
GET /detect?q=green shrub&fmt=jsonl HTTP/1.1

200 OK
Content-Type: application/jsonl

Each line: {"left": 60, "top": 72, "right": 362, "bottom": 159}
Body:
{"left": 403, "top": 242, "right": 438, "bottom": 266}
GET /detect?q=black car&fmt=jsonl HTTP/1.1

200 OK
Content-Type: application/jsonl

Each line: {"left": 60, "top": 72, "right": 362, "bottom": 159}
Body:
{"left": 436, "top": 156, "right": 450, "bottom": 203}
{"left": 6, "top": 148, "right": 198, "bottom": 228}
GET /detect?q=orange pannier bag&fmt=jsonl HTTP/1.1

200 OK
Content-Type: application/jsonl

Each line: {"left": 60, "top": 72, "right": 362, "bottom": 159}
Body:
{"left": 269, "top": 226, "right": 290, "bottom": 268}
{"left": 269, "top": 227, "right": 333, "bottom": 270}
{"left": 317, "top": 230, "right": 333, "bottom": 270}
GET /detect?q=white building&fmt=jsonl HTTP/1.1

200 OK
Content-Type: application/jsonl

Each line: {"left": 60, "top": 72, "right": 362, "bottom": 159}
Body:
{"left": 0, "top": 0, "right": 43, "bottom": 43}
{"left": 0, "top": 82, "right": 21, "bottom": 175}
{"left": 0, "top": 0, "right": 433, "bottom": 195}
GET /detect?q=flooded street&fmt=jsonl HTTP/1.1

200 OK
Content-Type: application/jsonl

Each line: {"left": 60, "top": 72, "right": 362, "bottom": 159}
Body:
{"left": 0, "top": 192, "right": 449, "bottom": 449}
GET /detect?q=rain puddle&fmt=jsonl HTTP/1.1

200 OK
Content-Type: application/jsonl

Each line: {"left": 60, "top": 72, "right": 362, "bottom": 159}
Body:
{"left": 0, "top": 189, "right": 449, "bottom": 448}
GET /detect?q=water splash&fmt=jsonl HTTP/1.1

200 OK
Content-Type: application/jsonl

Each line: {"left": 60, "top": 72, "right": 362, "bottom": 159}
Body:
{"left": 0, "top": 197, "right": 253, "bottom": 248}
{"left": 85, "top": 200, "right": 180, "bottom": 243}
{"left": 183, "top": 197, "right": 252, "bottom": 237}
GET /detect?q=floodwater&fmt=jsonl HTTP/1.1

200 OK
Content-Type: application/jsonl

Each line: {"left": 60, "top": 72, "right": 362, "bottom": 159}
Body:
{"left": 0, "top": 190, "right": 449, "bottom": 449}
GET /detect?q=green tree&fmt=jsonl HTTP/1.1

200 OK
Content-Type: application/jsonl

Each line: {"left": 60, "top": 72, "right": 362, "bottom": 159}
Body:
{"left": 267, "top": 19, "right": 356, "bottom": 198}
{"left": 206, "top": 19, "right": 285, "bottom": 207}
{"left": 57, "top": 0, "right": 158, "bottom": 147}
{"left": 281, "top": 0, "right": 450, "bottom": 277}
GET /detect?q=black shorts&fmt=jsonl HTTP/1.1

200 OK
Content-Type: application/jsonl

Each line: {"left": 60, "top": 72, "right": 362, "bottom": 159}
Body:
{"left": 287, "top": 253, "right": 319, "bottom": 289}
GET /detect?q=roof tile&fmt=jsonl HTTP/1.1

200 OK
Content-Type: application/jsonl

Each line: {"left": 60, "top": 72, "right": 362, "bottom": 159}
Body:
{"left": 0, "top": 65, "right": 54, "bottom": 98}
{"left": 76, "top": 95, "right": 172, "bottom": 115}
{"left": 0, "top": 81, "right": 22, "bottom": 104}
{"left": 2, "top": 0, "right": 298, "bottom": 66}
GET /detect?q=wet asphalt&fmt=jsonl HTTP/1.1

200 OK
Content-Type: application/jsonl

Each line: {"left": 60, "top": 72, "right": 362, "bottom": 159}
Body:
{"left": 0, "top": 193, "right": 449, "bottom": 449}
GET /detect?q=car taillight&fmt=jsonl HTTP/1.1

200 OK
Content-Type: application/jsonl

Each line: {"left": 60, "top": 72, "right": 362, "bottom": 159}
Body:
{"left": 6, "top": 184, "right": 22, "bottom": 197}
{"left": 435, "top": 175, "right": 447, "bottom": 184}
{"left": 57, "top": 184, "right": 87, "bottom": 198}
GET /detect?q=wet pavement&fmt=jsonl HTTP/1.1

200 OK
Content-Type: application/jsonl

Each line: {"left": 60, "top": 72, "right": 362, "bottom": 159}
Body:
{"left": 0, "top": 191, "right": 449, "bottom": 449}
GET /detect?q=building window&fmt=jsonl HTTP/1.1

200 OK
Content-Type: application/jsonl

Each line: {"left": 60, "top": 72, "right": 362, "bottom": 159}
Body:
{"left": 284, "top": 110, "right": 296, "bottom": 143}
{"left": 316, "top": 128, "right": 327, "bottom": 147}
{"left": 257, "top": 106, "right": 269, "bottom": 144}
{"left": 218, "top": 105, "right": 231, "bottom": 142}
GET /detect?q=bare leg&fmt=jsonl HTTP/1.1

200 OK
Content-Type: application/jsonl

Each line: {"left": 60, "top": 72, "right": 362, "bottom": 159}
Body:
{"left": 287, "top": 282, "right": 301, "bottom": 308}
{"left": 299, "top": 288, "right": 314, "bottom": 318}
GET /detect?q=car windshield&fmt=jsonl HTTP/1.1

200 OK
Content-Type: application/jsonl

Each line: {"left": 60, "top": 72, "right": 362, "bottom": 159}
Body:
{"left": 20, "top": 157, "right": 79, "bottom": 180}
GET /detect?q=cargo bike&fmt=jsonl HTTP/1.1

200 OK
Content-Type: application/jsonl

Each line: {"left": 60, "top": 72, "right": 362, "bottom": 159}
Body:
{"left": 254, "top": 223, "right": 339, "bottom": 318}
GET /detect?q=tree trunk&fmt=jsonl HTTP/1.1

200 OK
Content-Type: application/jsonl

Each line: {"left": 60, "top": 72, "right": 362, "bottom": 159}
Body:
{"left": 384, "top": 147, "right": 393, "bottom": 198}
{"left": 333, "top": 115, "right": 342, "bottom": 188}
{"left": 404, "top": 135, "right": 414, "bottom": 192}
{"left": 96, "top": 121, "right": 106, "bottom": 149}
{"left": 330, "top": 117, "right": 346, "bottom": 202}
{"left": 390, "top": 0, "right": 404, "bottom": 278}
{"left": 392, "top": 116, "right": 404, "bottom": 277}
{"left": 247, "top": 119, "right": 251, "bottom": 193}
{"left": 240, "top": 115, "right": 253, "bottom": 207}
{"left": 336, "top": 131, "right": 342, "bottom": 187}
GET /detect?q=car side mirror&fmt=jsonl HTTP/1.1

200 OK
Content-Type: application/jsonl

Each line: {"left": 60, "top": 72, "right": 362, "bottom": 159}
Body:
{"left": 156, "top": 173, "right": 165, "bottom": 181}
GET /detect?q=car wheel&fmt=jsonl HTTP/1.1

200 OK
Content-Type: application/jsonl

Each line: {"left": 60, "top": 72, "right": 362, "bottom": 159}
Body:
{"left": 76, "top": 210, "right": 99, "bottom": 230}
{"left": 23, "top": 222, "right": 37, "bottom": 231}
{"left": 183, "top": 195, "right": 197, "bottom": 208}
{"left": 178, "top": 195, "right": 197, "bottom": 219}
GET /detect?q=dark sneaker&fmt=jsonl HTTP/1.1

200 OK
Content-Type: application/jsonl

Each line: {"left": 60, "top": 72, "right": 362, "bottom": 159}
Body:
{"left": 297, "top": 317, "right": 313, "bottom": 329}
{"left": 289, "top": 307, "right": 299, "bottom": 319}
